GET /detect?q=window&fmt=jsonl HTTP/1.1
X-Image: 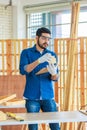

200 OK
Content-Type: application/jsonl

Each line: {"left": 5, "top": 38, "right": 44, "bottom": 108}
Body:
{"left": 27, "top": 13, "right": 43, "bottom": 38}
{"left": 51, "top": 11, "right": 71, "bottom": 38}
{"left": 27, "top": 12, "right": 51, "bottom": 38}
{"left": 78, "top": 7, "right": 87, "bottom": 36}
{"left": 26, "top": 6, "right": 87, "bottom": 39}
{"left": 26, "top": 10, "right": 71, "bottom": 39}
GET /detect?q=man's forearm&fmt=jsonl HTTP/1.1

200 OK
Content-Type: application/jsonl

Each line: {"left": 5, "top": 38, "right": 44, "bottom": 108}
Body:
{"left": 25, "top": 60, "right": 39, "bottom": 73}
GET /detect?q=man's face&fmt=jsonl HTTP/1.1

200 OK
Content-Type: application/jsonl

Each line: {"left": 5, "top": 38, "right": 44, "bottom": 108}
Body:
{"left": 37, "top": 33, "right": 51, "bottom": 49}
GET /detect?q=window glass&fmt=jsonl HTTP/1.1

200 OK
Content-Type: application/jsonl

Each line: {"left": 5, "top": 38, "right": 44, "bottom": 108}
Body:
{"left": 27, "top": 6, "right": 87, "bottom": 38}
{"left": 28, "top": 13, "right": 43, "bottom": 38}
{"left": 78, "top": 9, "right": 87, "bottom": 36}
{"left": 51, "top": 11, "right": 71, "bottom": 38}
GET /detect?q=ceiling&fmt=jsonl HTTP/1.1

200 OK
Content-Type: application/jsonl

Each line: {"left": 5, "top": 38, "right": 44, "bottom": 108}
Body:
{"left": 0, "top": 0, "right": 86, "bottom": 6}
{"left": 0, "top": 0, "right": 17, "bottom": 5}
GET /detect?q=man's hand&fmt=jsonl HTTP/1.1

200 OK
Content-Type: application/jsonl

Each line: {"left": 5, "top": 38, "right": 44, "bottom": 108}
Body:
{"left": 38, "top": 53, "right": 53, "bottom": 63}
{"left": 47, "top": 63, "right": 57, "bottom": 76}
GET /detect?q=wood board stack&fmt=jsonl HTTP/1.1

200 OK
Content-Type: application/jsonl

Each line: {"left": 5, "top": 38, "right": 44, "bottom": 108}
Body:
{"left": 0, "top": 111, "right": 7, "bottom": 121}
{"left": 2, "top": 98, "right": 25, "bottom": 106}
{"left": 0, "top": 94, "right": 25, "bottom": 106}
{"left": 0, "top": 94, "right": 16, "bottom": 104}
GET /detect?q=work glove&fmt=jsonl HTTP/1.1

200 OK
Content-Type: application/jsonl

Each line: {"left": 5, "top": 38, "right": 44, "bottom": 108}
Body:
{"left": 47, "top": 63, "right": 57, "bottom": 76}
{"left": 38, "top": 53, "right": 53, "bottom": 63}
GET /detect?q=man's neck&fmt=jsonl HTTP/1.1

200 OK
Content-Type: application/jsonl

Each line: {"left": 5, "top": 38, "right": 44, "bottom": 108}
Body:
{"left": 36, "top": 45, "right": 44, "bottom": 53}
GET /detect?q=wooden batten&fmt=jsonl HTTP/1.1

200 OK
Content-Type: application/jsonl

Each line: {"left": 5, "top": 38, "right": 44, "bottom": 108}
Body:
{"left": 80, "top": 38, "right": 85, "bottom": 107}
{"left": 6, "top": 40, "right": 12, "bottom": 75}
{"left": 54, "top": 39, "right": 59, "bottom": 104}
{"left": 64, "top": 2, "right": 80, "bottom": 110}
{"left": 62, "top": 2, "right": 80, "bottom": 130}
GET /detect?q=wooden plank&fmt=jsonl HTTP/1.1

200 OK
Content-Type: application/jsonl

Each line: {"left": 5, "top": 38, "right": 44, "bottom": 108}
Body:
{"left": 13, "top": 40, "right": 17, "bottom": 74}
{"left": 1, "top": 98, "right": 25, "bottom": 106}
{"left": 6, "top": 40, "right": 12, "bottom": 75}
{"left": 0, "top": 94, "right": 16, "bottom": 104}
{"left": 2, "top": 40, "right": 5, "bottom": 75}
{"left": 36, "top": 56, "right": 56, "bottom": 75}
{"left": 36, "top": 68, "right": 47, "bottom": 75}
{"left": 0, "top": 111, "right": 7, "bottom": 121}
{"left": 22, "top": 39, "right": 28, "bottom": 49}
{"left": 54, "top": 39, "right": 59, "bottom": 104}
{"left": 86, "top": 38, "right": 87, "bottom": 106}
{"left": 62, "top": 2, "right": 80, "bottom": 130}
{"left": 80, "top": 38, "right": 85, "bottom": 107}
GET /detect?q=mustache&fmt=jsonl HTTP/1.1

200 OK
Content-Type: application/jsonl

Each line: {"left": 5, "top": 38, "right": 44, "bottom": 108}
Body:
{"left": 43, "top": 42, "right": 48, "bottom": 45}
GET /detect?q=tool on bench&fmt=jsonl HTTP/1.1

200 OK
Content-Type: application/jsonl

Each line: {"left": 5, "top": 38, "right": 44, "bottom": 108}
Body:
{"left": 6, "top": 112, "right": 24, "bottom": 121}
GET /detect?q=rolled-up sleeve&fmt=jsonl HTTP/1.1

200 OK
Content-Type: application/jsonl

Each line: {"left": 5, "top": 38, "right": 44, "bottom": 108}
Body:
{"left": 19, "top": 49, "right": 30, "bottom": 75}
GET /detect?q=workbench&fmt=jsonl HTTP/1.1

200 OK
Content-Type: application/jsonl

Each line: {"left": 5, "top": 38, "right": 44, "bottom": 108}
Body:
{"left": 0, "top": 111, "right": 87, "bottom": 126}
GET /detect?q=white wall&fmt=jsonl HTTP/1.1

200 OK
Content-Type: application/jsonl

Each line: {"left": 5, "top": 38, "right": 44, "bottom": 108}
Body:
{"left": 13, "top": 0, "right": 57, "bottom": 38}
{"left": 12, "top": 0, "right": 26, "bottom": 38}
{"left": 0, "top": 5, "right": 13, "bottom": 39}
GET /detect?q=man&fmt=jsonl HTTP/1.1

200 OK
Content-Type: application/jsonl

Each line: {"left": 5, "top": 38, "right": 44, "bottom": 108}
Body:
{"left": 19, "top": 27, "right": 60, "bottom": 130}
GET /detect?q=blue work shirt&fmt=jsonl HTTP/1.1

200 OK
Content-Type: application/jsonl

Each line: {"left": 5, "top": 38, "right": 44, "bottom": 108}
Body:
{"left": 19, "top": 45, "right": 58, "bottom": 100}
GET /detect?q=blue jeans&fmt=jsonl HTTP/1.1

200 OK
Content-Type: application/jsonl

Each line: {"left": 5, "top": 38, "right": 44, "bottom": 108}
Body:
{"left": 25, "top": 99, "right": 60, "bottom": 130}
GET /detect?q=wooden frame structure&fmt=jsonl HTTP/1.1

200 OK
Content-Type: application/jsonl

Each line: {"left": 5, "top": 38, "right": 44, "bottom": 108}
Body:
{"left": 0, "top": 37, "right": 87, "bottom": 130}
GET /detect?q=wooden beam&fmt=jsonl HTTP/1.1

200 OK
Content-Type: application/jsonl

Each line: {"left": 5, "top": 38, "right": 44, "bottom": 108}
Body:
{"left": 62, "top": 2, "right": 80, "bottom": 130}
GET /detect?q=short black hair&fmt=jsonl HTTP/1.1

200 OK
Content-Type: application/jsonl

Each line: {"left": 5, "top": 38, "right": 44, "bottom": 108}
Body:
{"left": 36, "top": 27, "right": 51, "bottom": 36}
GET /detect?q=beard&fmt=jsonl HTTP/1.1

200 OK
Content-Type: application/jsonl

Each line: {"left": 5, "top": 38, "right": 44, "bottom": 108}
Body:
{"left": 37, "top": 39, "right": 48, "bottom": 49}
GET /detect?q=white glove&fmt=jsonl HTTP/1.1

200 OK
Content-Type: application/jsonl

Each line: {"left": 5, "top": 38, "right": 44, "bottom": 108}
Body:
{"left": 38, "top": 53, "right": 52, "bottom": 63}
{"left": 47, "top": 63, "right": 57, "bottom": 76}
